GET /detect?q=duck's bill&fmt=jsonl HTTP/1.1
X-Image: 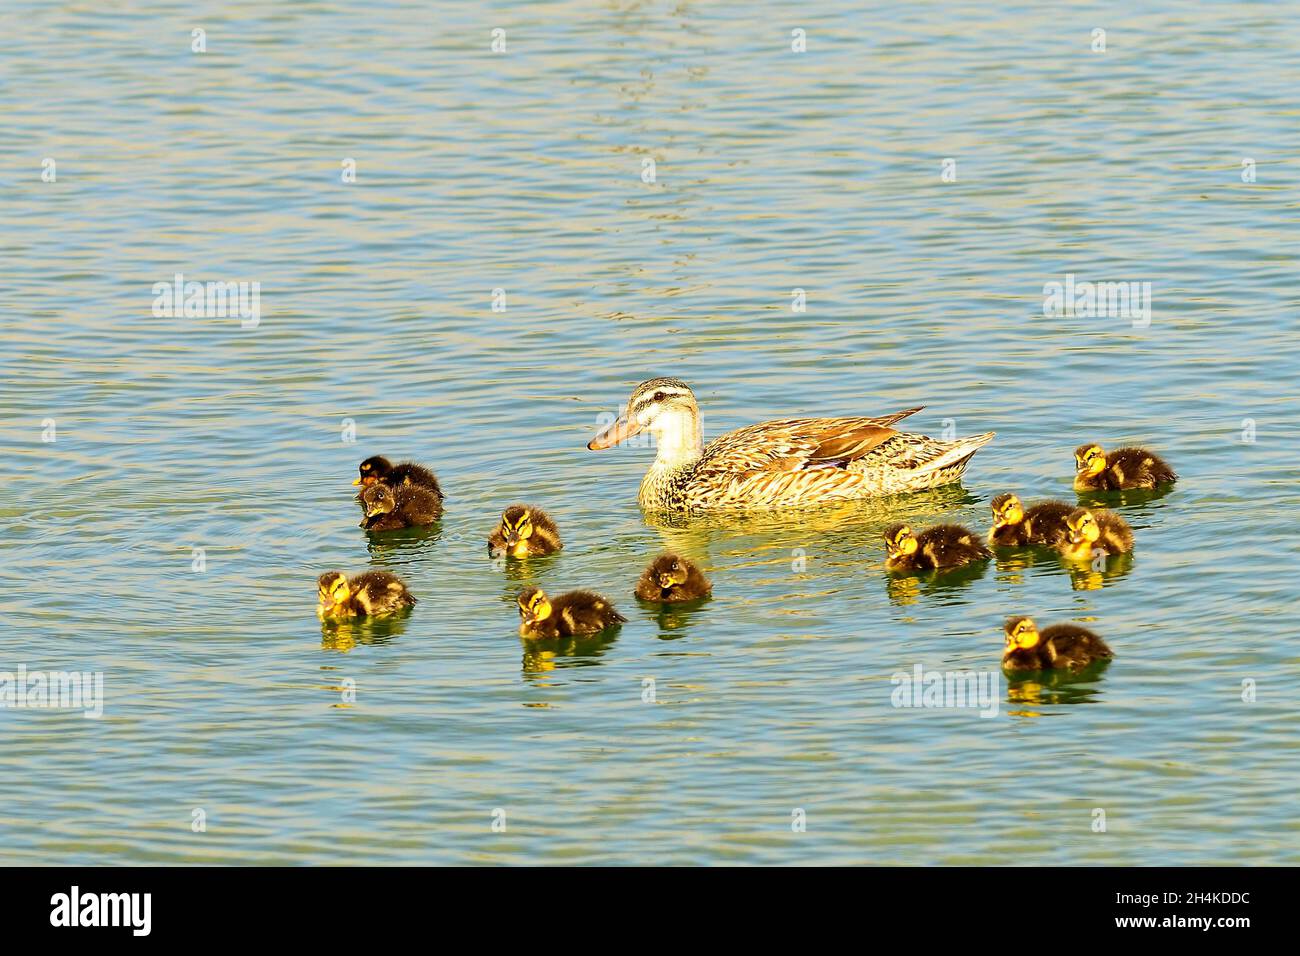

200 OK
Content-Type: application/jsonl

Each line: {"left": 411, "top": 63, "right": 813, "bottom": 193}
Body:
{"left": 587, "top": 416, "right": 642, "bottom": 450}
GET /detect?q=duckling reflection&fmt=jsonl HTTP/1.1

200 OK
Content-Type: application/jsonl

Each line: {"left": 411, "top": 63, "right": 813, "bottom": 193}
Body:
{"left": 519, "top": 630, "right": 620, "bottom": 680}
{"left": 1005, "top": 670, "right": 1112, "bottom": 715}
{"left": 493, "top": 550, "right": 561, "bottom": 587}
{"left": 884, "top": 558, "right": 989, "bottom": 607}
{"left": 1075, "top": 483, "right": 1176, "bottom": 511}
{"left": 1065, "top": 548, "right": 1134, "bottom": 590}
{"left": 644, "top": 599, "right": 711, "bottom": 638}
{"left": 319, "top": 614, "right": 410, "bottom": 653}
{"left": 364, "top": 524, "right": 442, "bottom": 562}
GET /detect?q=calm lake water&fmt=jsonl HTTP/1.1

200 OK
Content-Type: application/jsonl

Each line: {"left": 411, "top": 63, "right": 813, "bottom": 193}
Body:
{"left": 2, "top": 1, "right": 1297, "bottom": 865}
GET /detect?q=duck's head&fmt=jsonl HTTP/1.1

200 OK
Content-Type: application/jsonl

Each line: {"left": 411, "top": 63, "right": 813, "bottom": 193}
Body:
{"left": 1066, "top": 507, "right": 1101, "bottom": 545}
{"left": 1004, "top": 615, "right": 1041, "bottom": 650}
{"left": 517, "top": 587, "right": 553, "bottom": 626}
{"left": 498, "top": 506, "right": 535, "bottom": 550}
{"left": 990, "top": 493, "right": 1024, "bottom": 527}
{"left": 1074, "top": 443, "right": 1107, "bottom": 478}
{"left": 884, "top": 524, "right": 919, "bottom": 560}
{"left": 648, "top": 553, "right": 690, "bottom": 589}
{"left": 587, "top": 378, "right": 701, "bottom": 456}
{"left": 354, "top": 455, "right": 394, "bottom": 487}
{"left": 359, "top": 482, "right": 397, "bottom": 518}
{"left": 317, "top": 572, "right": 351, "bottom": 616}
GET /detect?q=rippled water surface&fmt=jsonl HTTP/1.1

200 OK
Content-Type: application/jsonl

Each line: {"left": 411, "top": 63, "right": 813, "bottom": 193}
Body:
{"left": 2, "top": 1, "right": 1298, "bottom": 864}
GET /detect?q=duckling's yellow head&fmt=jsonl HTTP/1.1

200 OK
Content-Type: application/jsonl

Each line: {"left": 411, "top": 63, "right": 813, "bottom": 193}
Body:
{"left": 884, "top": 524, "right": 918, "bottom": 559}
{"left": 990, "top": 493, "right": 1024, "bottom": 526}
{"left": 360, "top": 482, "right": 396, "bottom": 517}
{"left": 1075, "top": 444, "right": 1106, "bottom": 477}
{"left": 1004, "top": 615, "right": 1040, "bottom": 650}
{"left": 317, "top": 572, "right": 350, "bottom": 616}
{"left": 500, "top": 506, "right": 534, "bottom": 549}
{"left": 354, "top": 455, "right": 393, "bottom": 487}
{"left": 650, "top": 553, "right": 690, "bottom": 589}
{"left": 1067, "top": 507, "right": 1101, "bottom": 544}
{"left": 517, "top": 587, "right": 552, "bottom": 625}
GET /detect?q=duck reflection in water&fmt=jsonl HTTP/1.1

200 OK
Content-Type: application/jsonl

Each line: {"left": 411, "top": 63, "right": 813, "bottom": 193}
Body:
{"left": 1005, "top": 667, "right": 1112, "bottom": 716}
{"left": 885, "top": 558, "right": 989, "bottom": 607}
{"left": 1064, "top": 548, "right": 1134, "bottom": 591}
{"left": 520, "top": 630, "right": 620, "bottom": 680}
{"left": 319, "top": 614, "right": 409, "bottom": 653}
{"left": 364, "top": 524, "right": 442, "bottom": 563}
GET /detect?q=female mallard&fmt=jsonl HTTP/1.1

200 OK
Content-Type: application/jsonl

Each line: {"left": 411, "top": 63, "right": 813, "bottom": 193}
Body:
{"left": 635, "top": 553, "right": 712, "bottom": 602}
{"left": 517, "top": 587, "right": 626, "bottom": 639}
{"left": 988, "top": 493, "right": 1074, "bottom": 547}
{"left": 317, "top": 571, "right": 415, "bottom": 619}
{"left": 1002, "top": 616, "right": 1113, "bottom": 672}
{"left": 587, "top": 378, "right": 994, "bottom": 510}
{"left": 884, "top": 523, "right": 991, "bottom": 572}
{"left": 1074, "top": 443, "right": 1176, "bottom": 491}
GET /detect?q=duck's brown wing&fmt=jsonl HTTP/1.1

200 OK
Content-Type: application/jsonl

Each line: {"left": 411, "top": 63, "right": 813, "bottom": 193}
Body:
{"left": 697, "top": 410, "right": 921, "bottom": 475}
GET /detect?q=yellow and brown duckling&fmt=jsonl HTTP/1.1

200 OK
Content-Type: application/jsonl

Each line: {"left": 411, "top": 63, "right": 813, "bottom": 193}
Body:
{"left": 635, "top": 553, "right": 712, "bottom": 603}
{"left": 488, "top": 505, "right": 562, "bottom": 558}
{"left": 1074, "top": 443, "right": 1176, "bottom": 491}
{"left": 359, "top": 480, "right": 443, "bottom": 530}
{"left": 1002, "top": 616, "right": 1114, "bottom": 672}
{"left": 516, "top": 587, "right": 626, "bottom": 639}
{"left": 884, "top": 523, "right": 992, "bottom": 572}
{"left": 354, "top": 455, "right": 445, "bottom": 499}
{"left": 1056, "top": 507, "right": 1134, "bottom": 561}
{"left": 317, "top": 571, "right": 416, "bottom": 620}
{"left": 988, "top": 493, "right": 1074, "bottom": 547}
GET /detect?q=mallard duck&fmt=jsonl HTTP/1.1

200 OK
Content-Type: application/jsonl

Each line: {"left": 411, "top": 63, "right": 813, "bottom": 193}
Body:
{"left": 586, "top": 378, "right": 994, "bottom": 510}
{"left": 487, "top": 505, "right": 562, "bottom": 558}
{"left": 635, "top": 553, "right": 712, "bottom": 602}
{"left": 1074, "top": 443, "right": 1176, "bottom": 491}
{"left": 1057, "top": 507, "right": 1133, "bottom": 561}
{"left": 884, "top": 523, "right": 992, "bottom": 572}
{"left": 359, "top": 481, "right": 443, "bottom": 530}
{"left": 317, "top": 571, "right": 416, "bottom": 619}
{"left": 354, "top": 455, "right": 445, "bottom": 499}
{"left": 988, "top": 493, "right": 1074, "bottom": 547}
{"left": 1002, "top": 616, "right": 1114, "bottom": 672}
{"left": 516, "top": 587, "right": 626, "bottom": 639}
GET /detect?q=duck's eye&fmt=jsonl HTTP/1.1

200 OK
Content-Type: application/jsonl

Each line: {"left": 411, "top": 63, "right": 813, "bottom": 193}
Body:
{"left": 653, "top": 391, "right": 665, "bottom": 403}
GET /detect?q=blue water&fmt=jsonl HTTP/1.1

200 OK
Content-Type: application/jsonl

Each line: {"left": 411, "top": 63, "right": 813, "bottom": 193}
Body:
{"left": 1, "top": 1, "right": 1297, "bottom": 864}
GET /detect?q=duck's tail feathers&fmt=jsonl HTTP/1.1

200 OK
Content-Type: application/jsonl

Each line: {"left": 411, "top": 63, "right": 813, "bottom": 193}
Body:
{"left": 877, "top": 406, "right": 925, "bottom": 427}
{"left": 924, "top": 431, "right": 995, "bottom": 474}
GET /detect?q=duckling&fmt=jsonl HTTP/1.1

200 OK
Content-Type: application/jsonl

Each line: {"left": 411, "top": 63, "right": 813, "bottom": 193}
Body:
{"left": 635, "top": 553, "right": 712, "bottom": 603}
{"left": 988, "top": 493, "right": 1074, "bottom": 547}
{"left": 1002, "top": 616, "right": 1114, "bottom": 672}
{"left": 516, "top": 587, "right": 626, "bottom": 639}
{"left": 359, "top": 480, "right": 443, "bottom": 530}
{"left": 1074, "top": 443, "right": 1176, "bottom": 491}
{"left": 487, "top": 505, "right": 562, "bottom": 558}
{"left": 354, "top": 455, "right": 445, "bottom": 499}
{"left": 317, "top": 571, "right": 416, "bottom": 619}
{"left": 884, "top": 523, "right": 992, "bottom": 572}
{"left": 1057, "top": 507, "right": 1133, "bottom": 562}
